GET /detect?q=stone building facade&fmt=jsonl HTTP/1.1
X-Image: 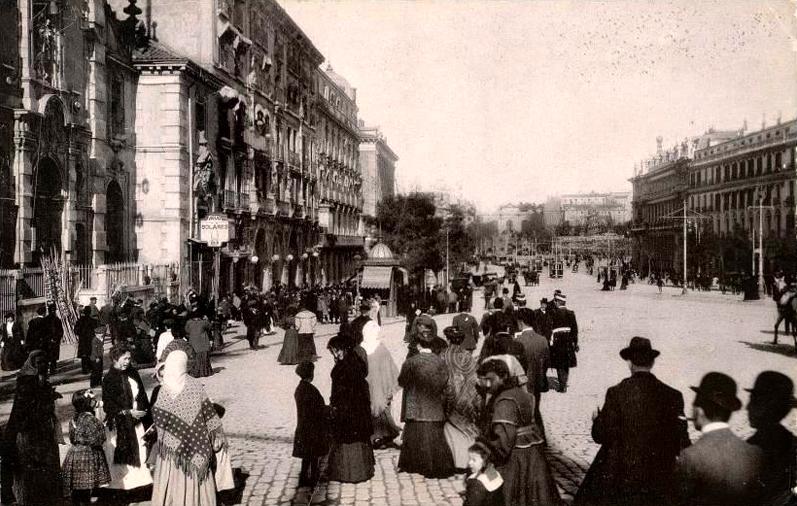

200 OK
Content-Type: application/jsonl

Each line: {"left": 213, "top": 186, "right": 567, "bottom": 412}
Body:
{"left": 0, "top": 0, "right": 141, "bottom": 269}
{"left": 688, "top": 119, "right": 797, "bottom": 240}
{"left": 315, "top": 65, "right": 364, "bottom": 284}
{"left": 110, "top": 0, "right": 328, "bottom": 293}
{"left": 359, "top": 123, "right": 397, "bottom": 219}
{"left": 630, "top": 130, "right": 741, "bottom": 276}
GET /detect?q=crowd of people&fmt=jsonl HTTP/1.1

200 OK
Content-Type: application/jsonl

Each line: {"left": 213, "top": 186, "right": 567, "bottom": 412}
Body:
{"left": 1, "top": 266, "right": 795, "bottom": 506}
{"left": 287, "top": 285, "right": 581, "bottom": 506}
{"left": 0, "top": 286, "right": 244, "bottom": 506}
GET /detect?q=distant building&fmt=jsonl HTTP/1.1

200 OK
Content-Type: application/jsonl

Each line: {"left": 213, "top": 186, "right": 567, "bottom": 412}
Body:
{"left": 544, "top": 197, "right": 563, "bottom": 228}
{"left": 559, "top": 191, "right": 632, "bottom": 227}
{"left": 359, "top": 124, "right": 398, "bottom": 218}
{"left": 496, "top": 204, "right": 524, "bottom": 233}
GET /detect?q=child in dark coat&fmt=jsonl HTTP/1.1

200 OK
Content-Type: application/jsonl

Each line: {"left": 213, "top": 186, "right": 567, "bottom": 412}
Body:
{"left": 62, "top": 389, "right": 111, "bottom": 505}
{"left": 293, "top": 361, "right": 330, "bottom": 487}
{"left": 463, "top": 441, "right": 505, "bottom": 506}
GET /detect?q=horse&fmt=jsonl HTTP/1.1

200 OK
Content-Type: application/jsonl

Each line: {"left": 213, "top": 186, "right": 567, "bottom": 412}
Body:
{"left": 773, "top": 289, "right": 797, "bottom": 350}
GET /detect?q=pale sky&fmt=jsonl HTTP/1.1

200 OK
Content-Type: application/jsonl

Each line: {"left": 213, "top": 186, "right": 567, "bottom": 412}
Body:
{"left": 280, "top": 0, "right": 797, "bottom": 212}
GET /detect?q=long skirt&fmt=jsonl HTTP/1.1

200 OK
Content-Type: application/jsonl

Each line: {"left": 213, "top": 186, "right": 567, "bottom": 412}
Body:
{"left": 297, "top": 333, "right": 317, "bottom": 361}
{"left": 0, "top": 342, "right": 24, "bottom": 371}
{"left": 13, "top": 431, "right": 62, "bottom": 505}
{"left": 444, "top": 421, "right": 476, "bottom": 470}
{"left": 62, "top": 444, "right": 111, "bottom": 494}
{"left": 326, "top": 441, "right": 375, "bottom": 483}
{"left": 277, "top": 331, "right": 300, "bottom": 365}
{"left": 151, "top": 454, "right": 216, "bottom": 506}
{"left": 500, "top": 444, "right": 561, "bottom": 506}
{"left": 371, "top": 407, "right": 401, "bottom": 445}
{"left": 398, "top": 421, "right": 455, "bottom": 478}
{"left": 190, "top": 351, "right": 213, "bottom": 377}
{"left": 104, "top": 423, "right": 153, "bottom": 490}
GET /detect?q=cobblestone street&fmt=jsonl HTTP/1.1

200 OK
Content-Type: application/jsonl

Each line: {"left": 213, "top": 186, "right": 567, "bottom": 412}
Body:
{"left": 1, "top": 271, "right": 795, "bottom": 505}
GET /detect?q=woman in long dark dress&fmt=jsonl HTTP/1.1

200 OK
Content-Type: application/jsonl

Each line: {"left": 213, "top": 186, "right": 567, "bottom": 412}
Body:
{"left": 326, "top": 335, "right": 375, "bottom": 483}
{"left": 278, "top": 316, "right": 301, "bottom": 365}
{"left": 5, "top": 350, "right": 63, "bottom": 505}
{"left": 184, "top": 311, "right": 213, "bottom": 377}
{"left": 398, "top": 338, "right": 455, "bottom": 478}
{"left": 1, "top": 312, "right": 25, "bottom": 371}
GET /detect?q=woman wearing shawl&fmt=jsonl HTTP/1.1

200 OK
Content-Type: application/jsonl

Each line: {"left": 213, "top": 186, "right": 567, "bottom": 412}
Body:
{"left": 102, "top": 345, "right": 153, "bottom": 491}
{"left": 441, "top": 326, "right": 481, "bottom": 471}
{"left": 5, "top": 350, "right": 63, "bottom": 505}
{"left": 362, "top": 321, "right": 401, "bottom": 449}
{"left": 326, "top": 335, "right": 375, "bottom": 483}
{"left": 151, "top": 347, "right": 226, "bottom": 505}
{"left": 278, "top": 315, "right": 301, "bottom": 365}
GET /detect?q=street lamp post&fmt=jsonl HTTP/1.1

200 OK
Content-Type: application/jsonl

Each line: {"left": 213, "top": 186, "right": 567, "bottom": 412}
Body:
{"left": 354, "top": 253, "right": 362, "bottom": 297}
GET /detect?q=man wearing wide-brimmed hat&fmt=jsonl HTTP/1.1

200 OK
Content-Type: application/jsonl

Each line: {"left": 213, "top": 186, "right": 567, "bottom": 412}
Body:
{"left": 575, "top": 337, "right": 689, "bottom": 506}
{"left": 676, "top": 372, "right": 764, "bottom": 506}
{"left": 746, "top": 371, "right": 797, "bottom": 505}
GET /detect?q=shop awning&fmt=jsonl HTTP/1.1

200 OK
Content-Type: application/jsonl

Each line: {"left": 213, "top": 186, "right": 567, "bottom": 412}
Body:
{"left": 361, "top": 266, "right": 392, "bottom": 290}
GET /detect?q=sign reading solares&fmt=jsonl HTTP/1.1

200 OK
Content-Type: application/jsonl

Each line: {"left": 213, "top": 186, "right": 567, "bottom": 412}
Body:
{"left": 200, "top": 213, "right": 230, "bottom": 247}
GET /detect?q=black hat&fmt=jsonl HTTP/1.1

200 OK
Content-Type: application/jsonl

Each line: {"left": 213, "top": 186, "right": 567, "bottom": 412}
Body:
{"left": 746, "top": 371, "right": 797, "bottom": 407}
{"left": 443, "top": 326, "right": 464, "bottom": 340}
{"left": 539, "top": 297, "right": 548, "bottom": 304}
{"left": 691, "top": 372, "right": 742, "bottom": 412}
{"left": 359, "top": 302, "right": 371, "bottom": 311}
{"left": 619, "top": 336, "right": 660, "bottom": 362}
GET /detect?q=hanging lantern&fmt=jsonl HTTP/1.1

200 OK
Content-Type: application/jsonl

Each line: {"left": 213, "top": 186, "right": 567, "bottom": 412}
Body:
{"left": 250, "top": 255, "right": 259, "bottom": 264}
{"left": 286, "top": 254, "right": 294, "bottom": 262}
{"left": 271, "top": 254, "right": 280, "bottom": 262}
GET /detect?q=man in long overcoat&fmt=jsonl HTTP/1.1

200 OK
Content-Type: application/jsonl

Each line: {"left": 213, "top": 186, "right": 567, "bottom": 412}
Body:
{"left": 574, "top": 337, "right": 690, "bottom": 506}
{"left": 548, "top": 293, "right": 578, "bottom": 392}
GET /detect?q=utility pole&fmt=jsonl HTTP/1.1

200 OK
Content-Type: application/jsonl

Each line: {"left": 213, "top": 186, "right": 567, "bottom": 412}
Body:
{"left": 446, "top": 224, "right": 450, "bottom": 289}
{"left": 682, "top": 199, "right": 687, "bottom": 295}
{"left": 748, "top": 193, "right": 775, "bottom": 295}
{"left": 663, "top": 199, "right": 709, "bottom": 295}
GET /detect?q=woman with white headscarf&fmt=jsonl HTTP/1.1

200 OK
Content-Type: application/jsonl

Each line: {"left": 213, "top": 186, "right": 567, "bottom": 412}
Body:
{"left": 361, "top": 320, "right": 401, "bottom": 448}
{"left": 150, "top": 346, "right": 226, "bottom": 505}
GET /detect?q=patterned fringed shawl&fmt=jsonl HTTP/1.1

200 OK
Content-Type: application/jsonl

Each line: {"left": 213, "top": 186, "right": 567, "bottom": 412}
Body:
{"left": 152, "top": 377, "right": 224, "bottom": 482}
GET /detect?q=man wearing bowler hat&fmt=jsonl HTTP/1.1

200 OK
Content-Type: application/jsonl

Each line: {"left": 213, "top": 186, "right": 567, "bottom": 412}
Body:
{"left": 746, "top": 371, "right": 797, "bottom": 505}
{"left": 676, "top": 372, "right": 764, "bottom": 505}
{"left": 574, "top": 337, "right": 690, "bottom": 506}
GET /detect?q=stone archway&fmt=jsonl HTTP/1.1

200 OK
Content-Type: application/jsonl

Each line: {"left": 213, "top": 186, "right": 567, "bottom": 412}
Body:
{"left": 106, "top": 180, "right": 125, "bottom": 263}
{"left": 32, "top": 156, "right": 63, "bottom": 265}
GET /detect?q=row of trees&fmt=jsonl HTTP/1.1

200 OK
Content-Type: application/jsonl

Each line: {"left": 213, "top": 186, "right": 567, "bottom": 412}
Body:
{"left": 370, "top": 193, "right": 476, "bottom": 282}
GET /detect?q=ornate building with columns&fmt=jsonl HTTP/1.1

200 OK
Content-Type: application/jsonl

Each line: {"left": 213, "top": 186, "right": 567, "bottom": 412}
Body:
{"left": 0, "top": 0, "right": 141, "bottom": 269}
{"left": 316, "top": 64, "right": 365, "bottom": 284}
{"left": 109, "top": 0, "right": 327, "bottom": 293}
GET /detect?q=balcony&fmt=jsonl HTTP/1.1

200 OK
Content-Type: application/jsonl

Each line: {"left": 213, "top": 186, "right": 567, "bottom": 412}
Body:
{"left": 223, "top": 190, "right": 237, "bottom": 211}
{"left": 288, "top": 151, "right": 299, "bottom": 166}
{"left": 277, "top": 199, "right": 292, "bottom": 217}
{"left": 273, "top": 145, "right": 285, "bottom": 163}
{"left": 238, "top": 192, "right": 250, "bottom": 212}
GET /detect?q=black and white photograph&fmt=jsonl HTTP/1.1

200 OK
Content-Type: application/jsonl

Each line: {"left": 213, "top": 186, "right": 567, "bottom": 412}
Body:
{"left": 0, "top": 0, "right": 796, "bottom": 504}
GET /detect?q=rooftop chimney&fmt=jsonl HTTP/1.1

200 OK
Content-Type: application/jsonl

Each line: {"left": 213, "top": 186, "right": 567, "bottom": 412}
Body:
{"left": 656, "top": 136, "right": 663, "bottom": 154}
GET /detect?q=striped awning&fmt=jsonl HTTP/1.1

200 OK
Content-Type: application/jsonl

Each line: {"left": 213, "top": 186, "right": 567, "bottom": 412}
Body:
{"left": 361, "top": 266, "right": 392, "bottom": 290}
